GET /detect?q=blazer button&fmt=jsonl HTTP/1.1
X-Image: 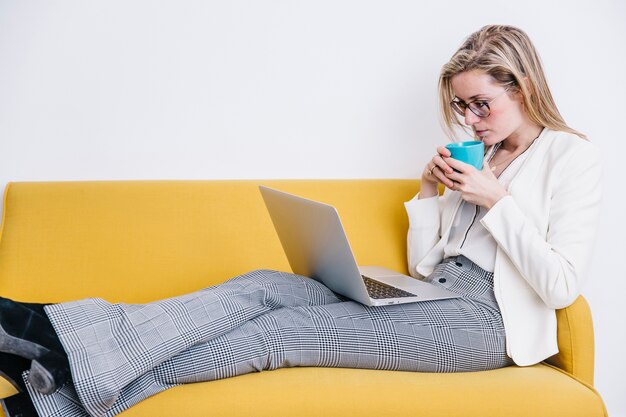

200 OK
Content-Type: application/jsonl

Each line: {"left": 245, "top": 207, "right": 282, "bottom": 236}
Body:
{"left": 455, "top": 262, "right": 463, "bottom": 267}
{"left": 439, "top": 278, "right": 447, "bottom": 283}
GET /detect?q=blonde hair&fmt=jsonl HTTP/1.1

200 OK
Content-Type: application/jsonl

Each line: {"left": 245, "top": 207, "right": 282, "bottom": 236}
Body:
{"left": 439, "top": 25, "right": 586, "bottom": 139}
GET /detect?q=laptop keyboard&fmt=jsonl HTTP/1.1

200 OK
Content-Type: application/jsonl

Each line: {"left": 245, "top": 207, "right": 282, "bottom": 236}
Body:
{"left": 362, "top": 276, "right": 416, "bottom": 299}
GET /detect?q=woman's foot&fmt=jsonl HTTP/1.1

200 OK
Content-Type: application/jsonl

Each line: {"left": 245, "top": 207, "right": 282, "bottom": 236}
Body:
{"left": 0, "top": 297, "right": 70, "bottom": 393}
{"left": 0, "top": 352, "right": 31, "bottom": 392}
{"left": 0, "top": 392, "right": 38, "bottom": 417}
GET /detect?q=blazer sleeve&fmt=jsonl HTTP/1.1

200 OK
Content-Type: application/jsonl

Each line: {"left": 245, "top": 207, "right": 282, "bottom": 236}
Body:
{"left": 480, "top": 142, "right": 603, "bottom": 309}
{"left": 404, "top": 193, "right": 442, "bottom": 278}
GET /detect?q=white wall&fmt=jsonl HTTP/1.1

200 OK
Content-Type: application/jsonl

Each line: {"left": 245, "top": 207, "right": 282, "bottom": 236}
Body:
{"left": 1, "top": 1, "right": 624, "bottom": 415}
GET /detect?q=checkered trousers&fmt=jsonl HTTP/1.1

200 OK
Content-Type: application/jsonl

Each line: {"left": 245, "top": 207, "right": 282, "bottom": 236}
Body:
{"left": 28, "top": 257, "right": 512, "bottom": 417}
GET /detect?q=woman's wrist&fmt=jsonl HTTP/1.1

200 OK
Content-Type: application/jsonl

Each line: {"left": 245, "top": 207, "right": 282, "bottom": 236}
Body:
{"left": 486, "top": 190, "right": 510, "bottom": 210}
{"left": 419, "top": 177, "right": 439, "bottom": 199}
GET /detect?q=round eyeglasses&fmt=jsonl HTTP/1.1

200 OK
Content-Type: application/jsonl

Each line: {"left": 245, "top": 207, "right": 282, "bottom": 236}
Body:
{"left": 450, "top": 88, "right": 510, "bottom": 119}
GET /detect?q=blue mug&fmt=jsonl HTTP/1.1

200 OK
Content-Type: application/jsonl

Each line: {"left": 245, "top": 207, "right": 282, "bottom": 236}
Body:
{"left": 445, "top": 141, "right": 485, "bottom": 170}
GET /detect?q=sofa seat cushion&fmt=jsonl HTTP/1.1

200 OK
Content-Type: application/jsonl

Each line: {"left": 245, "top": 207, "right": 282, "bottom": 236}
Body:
{"left": 0, "top": 363, "right": 606, "bottom": 417}
{"left": 108, "top": 364, "right": 604, "bottom": 417}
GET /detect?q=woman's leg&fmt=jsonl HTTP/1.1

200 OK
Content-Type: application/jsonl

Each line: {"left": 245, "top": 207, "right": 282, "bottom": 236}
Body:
{"left": 154, "top": 296, "right": 511, "bottom": 382}
{"left": 42, "top": 270, "right": 342, "bottom": 417}
{"left": 29, "top": 257, "right": 511, "bottom": 417}
{"left": 29, "top": 286, "right": 510, "bottom": 417}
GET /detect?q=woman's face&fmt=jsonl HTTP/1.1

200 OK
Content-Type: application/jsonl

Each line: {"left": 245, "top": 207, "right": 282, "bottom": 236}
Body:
{"left": 450, "top": 70, "right": 533, "bottom": 147}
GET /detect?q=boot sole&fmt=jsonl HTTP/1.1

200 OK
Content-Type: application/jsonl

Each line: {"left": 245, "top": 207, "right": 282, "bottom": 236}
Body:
{"left": 29, "top": 359, "right": 58, "bottom": 395}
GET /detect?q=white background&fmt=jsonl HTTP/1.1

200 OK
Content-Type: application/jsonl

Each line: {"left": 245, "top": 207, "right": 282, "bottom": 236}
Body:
{"left": 1, "top": 1, "right": 625, "bottom": 415}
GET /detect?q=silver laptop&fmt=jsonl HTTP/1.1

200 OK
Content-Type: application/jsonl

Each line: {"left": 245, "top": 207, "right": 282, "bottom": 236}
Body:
{"left": 259, "top": 186, "right": 459, "bottom": 306}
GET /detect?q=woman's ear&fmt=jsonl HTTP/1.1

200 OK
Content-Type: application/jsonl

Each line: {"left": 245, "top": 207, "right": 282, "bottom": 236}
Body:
{"left": 520, "top": 76, "right": 533, "bottom": 99}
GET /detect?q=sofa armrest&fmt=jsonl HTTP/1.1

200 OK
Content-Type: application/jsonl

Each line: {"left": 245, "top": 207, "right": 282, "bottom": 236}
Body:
{"left": 544, "top": 296, "right": 595, "bottom": 386}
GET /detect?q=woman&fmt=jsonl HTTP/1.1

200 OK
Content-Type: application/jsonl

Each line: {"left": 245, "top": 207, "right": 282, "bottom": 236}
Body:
{"left": 0, "top": 25, "right": 601, "bottom": 417}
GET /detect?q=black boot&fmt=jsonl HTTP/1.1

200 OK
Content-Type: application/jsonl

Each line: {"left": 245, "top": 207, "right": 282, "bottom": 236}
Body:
{"left": 19, "top": 302, "right": 49, "bottom": 319}
{"left": 0, "top": 297, "right": 70, "bottom": 394}
{"left": 0, "top": 352, "right": 31, "bottom": 392}
{"left": 0, "top": 392, "right": 38, "bottom": 417}
{"left": 0, "top": 302, "right": 52, "bottom": 392}
{"left": 0, "top": 297, "right": 64, "bottom": 359}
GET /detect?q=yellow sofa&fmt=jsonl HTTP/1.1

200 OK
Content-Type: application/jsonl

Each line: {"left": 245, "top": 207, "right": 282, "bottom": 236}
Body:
{"left": 0, "top": 180, "right": 607, "bottom": 417}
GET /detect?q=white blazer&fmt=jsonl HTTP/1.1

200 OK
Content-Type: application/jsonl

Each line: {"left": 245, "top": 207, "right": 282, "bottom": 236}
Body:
{"left": 405, "top": 128, "right": 602, "bottom": 366}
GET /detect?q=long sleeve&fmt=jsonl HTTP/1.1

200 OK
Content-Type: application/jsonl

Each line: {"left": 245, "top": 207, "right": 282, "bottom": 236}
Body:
{"left": 481, "top": 142, "right": 602, "bottom": 309}
{"left": 404, "top": 193, "right": 442, "bottom": 278}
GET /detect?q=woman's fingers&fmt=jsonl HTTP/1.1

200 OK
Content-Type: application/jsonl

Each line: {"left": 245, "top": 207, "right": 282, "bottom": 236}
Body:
{"left": 441, "top": 158, "right": 476, "bottom": 190}
{"left": 423, "top": 145, "right": 456, "bottom": 189}
{"left": 444, "top": 157, "right": 472, "bottom": 173}
{"left": 433, "top": 154, "right": 452, "bottom": 175}
{"left": 433, "top": 146, "right": 453, "bottom": 174}
{"left": 432, "top": 164, "right": 455, "bottom": 188}
{"left": 436, "top": 145, "right": 451, "bottom": 158}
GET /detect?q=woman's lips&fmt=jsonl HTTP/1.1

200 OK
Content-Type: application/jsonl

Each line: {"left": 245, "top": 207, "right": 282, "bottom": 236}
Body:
{"left": 475, "top": 130, "right": 488, "bottom": 137}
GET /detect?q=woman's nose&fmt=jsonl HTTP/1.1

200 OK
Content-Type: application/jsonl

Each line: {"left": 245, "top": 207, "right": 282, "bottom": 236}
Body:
{"left": 464, "top": 108, "right": 480, "bottom": 125}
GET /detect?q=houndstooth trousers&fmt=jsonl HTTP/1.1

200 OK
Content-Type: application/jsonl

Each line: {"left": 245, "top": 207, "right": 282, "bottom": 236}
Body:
{"left": 24, "top": 256, "right": 512, "bottom": 417}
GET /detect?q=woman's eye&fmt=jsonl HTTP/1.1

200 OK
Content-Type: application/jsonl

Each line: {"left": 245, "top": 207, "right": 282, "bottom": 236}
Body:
{"left": 474, "top": 101, "right": 489, "bottom": 108}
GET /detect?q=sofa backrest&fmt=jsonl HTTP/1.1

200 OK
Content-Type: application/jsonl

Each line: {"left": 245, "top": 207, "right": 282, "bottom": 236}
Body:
{"left": 0, "top": 180, "right": 419, "bottom": 303}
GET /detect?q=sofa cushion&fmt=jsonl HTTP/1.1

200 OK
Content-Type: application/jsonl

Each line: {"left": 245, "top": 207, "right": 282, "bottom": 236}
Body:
{"left": 0, "top": 364, "right": 607, "bottom": 417}
{"left": 111, "top": 364, "right": 605, "bottom": 417}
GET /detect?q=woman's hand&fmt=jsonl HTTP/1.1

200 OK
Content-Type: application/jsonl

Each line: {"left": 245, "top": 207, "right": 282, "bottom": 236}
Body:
{"left": 443, "top": 157, "right": 509, "bottom": 209}
{"left": 420, "top": 146, "right": 456, "bottom": 198}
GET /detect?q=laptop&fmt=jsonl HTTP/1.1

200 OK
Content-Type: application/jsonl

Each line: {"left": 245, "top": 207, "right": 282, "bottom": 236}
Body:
{"left": 259, "top": 186, "right": 459, "bottom": 306}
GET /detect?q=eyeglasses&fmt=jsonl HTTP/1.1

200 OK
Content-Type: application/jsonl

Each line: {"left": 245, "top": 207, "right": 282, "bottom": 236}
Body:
{"left": 450, "top": 88, "right": 510, "bottom": 118}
